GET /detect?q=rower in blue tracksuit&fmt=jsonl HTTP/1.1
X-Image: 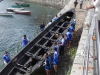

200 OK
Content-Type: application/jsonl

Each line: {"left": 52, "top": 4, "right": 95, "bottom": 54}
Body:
{"left": 66, "top": 29, "right": 73, "bottom": 48}
{"left": 53, "top": 47, "right": 59, "bottom": 75}
{"left": 53, "top": 48, "right": 59, "bottom": 65}
{"left": 53, "top": 42, "right": 59, "bottom": 56}
{"left": 69, "top": 25, "right": 75, "bottom": 32}
{"left": 2, "top": 51, "right": 10, "bottom": 65}
{"left": 44, "top": 53, "right": 52, "bottom": 75}
{"left": 21, "top": 35, "right": 29, "bottom": 47}
{"left": 72, "top": 19, "right": 76, "bottom": 29}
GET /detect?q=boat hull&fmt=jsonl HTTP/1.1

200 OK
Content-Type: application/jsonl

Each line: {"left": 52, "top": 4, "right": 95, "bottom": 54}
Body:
{"left": 15, "top": 2, "right": 25, "bottom": 5}
{"left": 19, "top": 4, "right": 30, "bottom": 7}
{"left": 15, "top": 2, "right": 30, "bottom": 7}
{"left": 14, "top": 10, "right": 31, "bottom": 15}
{"left": 12, "top": 5, "right": 21, "bottom": 8}
{"left": 0, "top": 12, "right": 13, "bottom": 16}
{"left": 6, "top": 8, "right": 24, "bottom": 12}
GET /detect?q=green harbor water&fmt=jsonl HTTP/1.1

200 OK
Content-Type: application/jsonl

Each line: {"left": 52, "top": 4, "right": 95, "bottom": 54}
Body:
{"left": 0, "top": 0, "right": 60, "bottom": 69}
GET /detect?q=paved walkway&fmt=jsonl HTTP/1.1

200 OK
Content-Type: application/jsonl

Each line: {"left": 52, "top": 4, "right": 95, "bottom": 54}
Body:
{"left": 75, "top": 0, "right": 90, "bottom": 30}
{"left": 70, "top": 0, "right": 94, "bottom": 75}
{"left": 57, "top": 0, "right": 92, "bottom": 75}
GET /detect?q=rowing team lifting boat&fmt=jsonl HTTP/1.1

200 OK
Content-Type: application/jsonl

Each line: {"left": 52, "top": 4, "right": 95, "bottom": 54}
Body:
{"left": 0, "top": 8, "right": 75, "bottom": 75}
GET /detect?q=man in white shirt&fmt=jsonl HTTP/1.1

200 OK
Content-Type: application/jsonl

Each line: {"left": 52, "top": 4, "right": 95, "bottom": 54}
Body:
{"left": 86, "top": 0, "right": 100, "bottom": 22}
{"left": 86, "top": 0, "right": 100, "bottom": 59}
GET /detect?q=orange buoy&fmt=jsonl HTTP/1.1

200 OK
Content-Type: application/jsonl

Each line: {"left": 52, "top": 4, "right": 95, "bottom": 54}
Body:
{"left": 54, "top": 34, "right": 59, "bottom": 39}
{"left": 92, "top": 36, "right": 96, "bottom": 41}
{"left": 87, "top": 24, "right": 90, "bottom": 27}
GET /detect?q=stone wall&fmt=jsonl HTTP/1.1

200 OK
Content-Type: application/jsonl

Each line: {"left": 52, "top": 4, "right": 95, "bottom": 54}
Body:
{"left": 23, "top": 0, "right": 70, "bottom": 8}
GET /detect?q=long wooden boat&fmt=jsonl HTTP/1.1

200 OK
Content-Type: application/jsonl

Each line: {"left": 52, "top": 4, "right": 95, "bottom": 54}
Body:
{"left": 14, "top": 10, "right": 31, "bottom": 15}
{"left": 6, "top": 8, "right": 24, "bottom": 12}
{"left": 0, "top": 8, "right": 75, "bottom": 75}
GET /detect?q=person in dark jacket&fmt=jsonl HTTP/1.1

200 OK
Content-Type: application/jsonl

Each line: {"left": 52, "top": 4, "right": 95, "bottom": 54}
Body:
{"left": 74, "top": 0, "right": 78, "bottom": 8}
{"left": 80, "top": 0, "right": 83, "bottom": 9}
{"left": 59, "top": 34, "right": 67, "bottom": 56}
{"left": 40, "top": 22, "right": 45, "bottom": 31}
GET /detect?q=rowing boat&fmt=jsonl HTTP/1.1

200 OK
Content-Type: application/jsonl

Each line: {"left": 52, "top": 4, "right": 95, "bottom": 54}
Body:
{"left": 0, "top": 8, "right": 75, "bottom": 75}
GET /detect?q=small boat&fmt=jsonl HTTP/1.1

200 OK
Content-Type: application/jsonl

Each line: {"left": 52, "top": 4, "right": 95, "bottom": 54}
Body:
{"left": 0, "top": 12, "right": 13, "bottom": 16}
{"left": 19, "top": 3, "right": 30, "bottom": 7}
{"left": 12, "top": 5, "right": 21, "bottom": 8}
{"left": 15, "top": 2, "right": 25, "bottom": 5}
{"left": 0, "top": 0, "right": 3, "bottom": 2}
{"left": 14, "top": 10, "right": 31, "bottom": 15}
{"left": 15, "top": 2, "right": 30, "bottom": 7}
{"left": 6, "top": 8, "right": 24, "bottom": 12}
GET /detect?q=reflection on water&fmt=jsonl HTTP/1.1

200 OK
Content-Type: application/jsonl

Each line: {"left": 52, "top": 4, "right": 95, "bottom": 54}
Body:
{"left": 0, "top": 0, "right": 60, "bottom": 69}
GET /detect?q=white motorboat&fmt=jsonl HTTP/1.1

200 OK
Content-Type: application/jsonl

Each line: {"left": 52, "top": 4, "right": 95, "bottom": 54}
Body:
{"left": 14, "top": 10, "right": 31, "bottom": 15}
{"left": 6, "top": 8, "right": 24, "bottom": 12}
{"left": 0, "top": 12, "right": 13, "bottom": 16}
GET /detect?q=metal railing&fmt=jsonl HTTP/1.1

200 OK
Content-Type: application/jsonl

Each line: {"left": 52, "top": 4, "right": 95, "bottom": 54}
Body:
{"left": 82, "top": 6, "right": 95, "bottom": 75}
{"left": 82, "top": 6, "right": 100, "bottom": 75}
{"left": 95, "top": 15, "right": 100, "bottom": 75}
{"left": 82, "top": 31, "right": 91, "bottom": 75}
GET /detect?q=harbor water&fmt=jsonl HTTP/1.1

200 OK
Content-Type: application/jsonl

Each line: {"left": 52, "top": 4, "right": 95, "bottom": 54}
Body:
{"left": 0, "top": 0, "right": 60, "bottom": 69}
